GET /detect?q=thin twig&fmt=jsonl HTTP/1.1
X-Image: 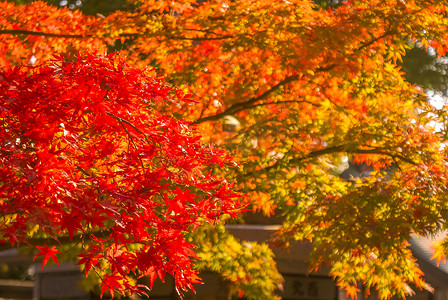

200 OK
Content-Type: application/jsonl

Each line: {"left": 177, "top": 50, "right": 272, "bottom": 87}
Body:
{"left": 105, "top": 111, "right": 150, "bottom": 143}
{"left": 243, "top": 99, "right": 321, "bottom": 111}
{"left": 105, "top": 111, "right": 145, "bottom": 170}
{"left": 76, "top": 165, "right": 92, "bottom": 177}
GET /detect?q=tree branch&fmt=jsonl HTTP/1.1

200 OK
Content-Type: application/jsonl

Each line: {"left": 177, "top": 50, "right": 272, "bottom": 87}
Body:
{"left": 288, "top": 146, "right": 417, "bottom": 166}
{"left": 355, "top": 30, "right": 395, "bottom": 53}
{"left": 0, "top": 29, "right": 94, "bottom": 38}
{"left": 193, "top": 75, "right": 297, "bottom": 124}
{"left": 237, "top": 144, "right": 418, "bottom": 179}
{"left": 193, "top": 65, "right": 336, "bottom": 125}
{"left": 0, "top": 29, "right": 232, "bottom": 41}
{"left": 0, "top": 230, "right": 112, "bottom": 252}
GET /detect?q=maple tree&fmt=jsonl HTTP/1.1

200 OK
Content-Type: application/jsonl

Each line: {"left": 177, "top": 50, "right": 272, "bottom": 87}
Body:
{"left": 0, "top": 53, "right": 242, "bottom": 297}
{"left": 3, "top": 0, "right": 448, "bottom": 299}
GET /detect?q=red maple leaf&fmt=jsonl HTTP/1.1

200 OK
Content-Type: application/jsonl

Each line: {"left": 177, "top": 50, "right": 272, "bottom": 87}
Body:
{"left": 101, "top": 274, "right": 124, "bottom": 298}
{"left": 33, "top": 244, "right": 60, "bottom": 270}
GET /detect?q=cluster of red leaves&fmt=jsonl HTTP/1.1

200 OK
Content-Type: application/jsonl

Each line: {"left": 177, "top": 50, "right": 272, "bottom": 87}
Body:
{"left": 0, "top": 53, "right": 241, "bottom": 297}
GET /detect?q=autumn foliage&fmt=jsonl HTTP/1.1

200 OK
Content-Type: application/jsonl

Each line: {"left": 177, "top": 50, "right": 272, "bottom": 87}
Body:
{"left": 0, "top": 53, "right": 241, "bottom": 296}
{"left": 3, "top": 0, "right": 448, "bottom": 299}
